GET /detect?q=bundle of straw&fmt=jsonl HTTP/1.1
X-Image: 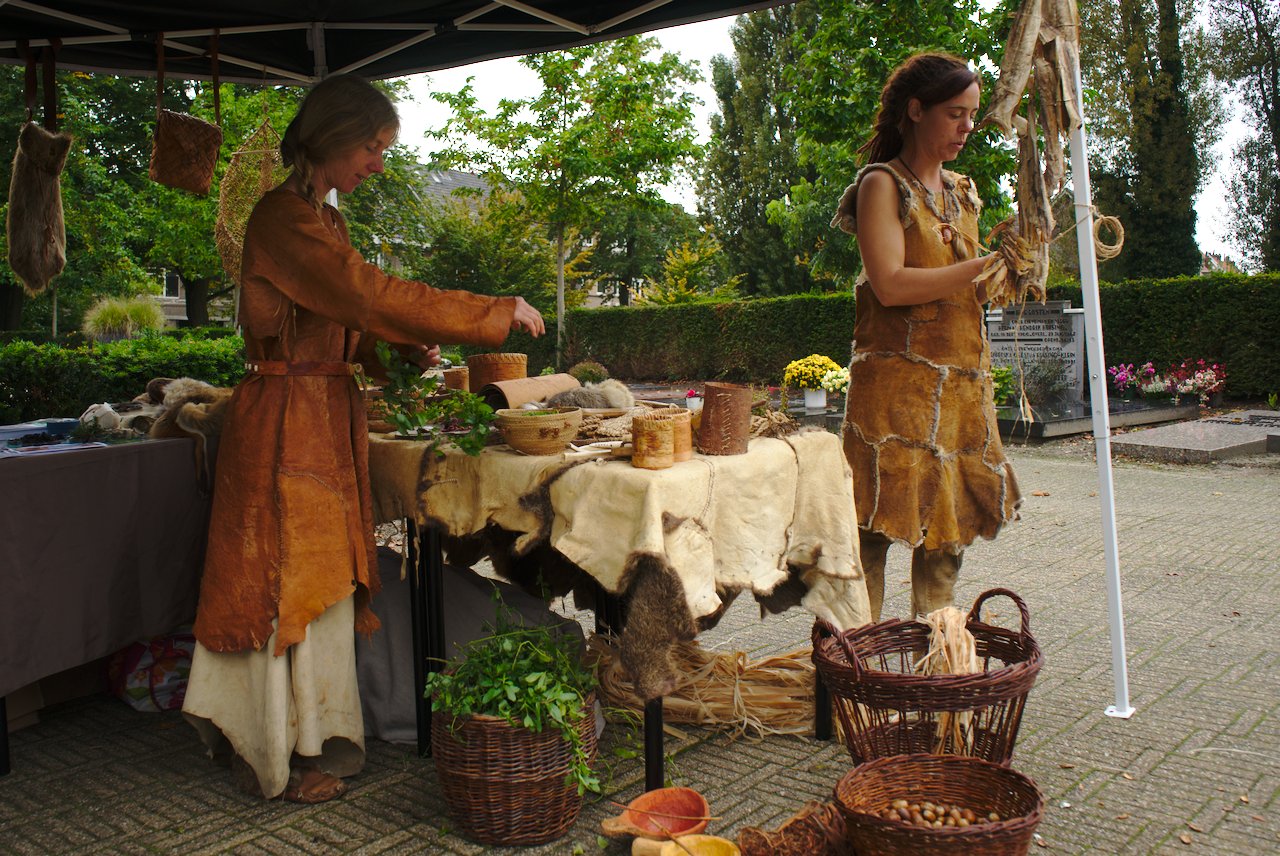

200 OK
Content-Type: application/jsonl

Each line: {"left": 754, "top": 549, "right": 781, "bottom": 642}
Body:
{"left": 913, "top": 606, "right": 980, "bottom": 753}
{"left": 589, "top": 636, "right": 816, "bottom": 739}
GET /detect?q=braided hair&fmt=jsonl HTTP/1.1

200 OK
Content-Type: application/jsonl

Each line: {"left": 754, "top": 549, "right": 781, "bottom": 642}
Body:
{"left": 858, "top": 53, "right": 978, "bottom": 166}
{"left": 280, "top": 74, "right": 400, "bottom": 211}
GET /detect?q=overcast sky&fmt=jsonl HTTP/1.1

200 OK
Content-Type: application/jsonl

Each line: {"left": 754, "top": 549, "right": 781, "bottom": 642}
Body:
{"left": 393, "top": 15, "right": 1240, "bottom": 262}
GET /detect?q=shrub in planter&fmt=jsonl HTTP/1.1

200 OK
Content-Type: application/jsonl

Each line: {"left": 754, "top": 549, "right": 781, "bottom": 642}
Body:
{"left": 425, "top": 603, "right": 599, "bottom": 845}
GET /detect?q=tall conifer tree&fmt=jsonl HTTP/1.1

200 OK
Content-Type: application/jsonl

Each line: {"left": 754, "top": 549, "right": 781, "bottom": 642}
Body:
{"left": 697, "top": 8, "right": 814, "bottom": 295}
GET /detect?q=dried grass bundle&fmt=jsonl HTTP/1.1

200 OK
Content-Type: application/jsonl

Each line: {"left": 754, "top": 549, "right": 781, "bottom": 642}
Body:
{"left": 589, "top": 635, "right": 816, "bottom": 739}
{"left": 914, "top": 606, "right": 980, "bottom": 753}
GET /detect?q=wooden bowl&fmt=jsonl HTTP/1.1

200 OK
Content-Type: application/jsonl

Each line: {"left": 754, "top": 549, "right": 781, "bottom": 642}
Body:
{"left": 494, "top": 407, "right": 582, "bottom": 455}
{"left": 602, "top": 786, "right": 711, "bottom": 839}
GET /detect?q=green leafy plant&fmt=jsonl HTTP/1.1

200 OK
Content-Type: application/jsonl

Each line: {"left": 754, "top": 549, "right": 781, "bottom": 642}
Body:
{"left": 991, "top": 364, "right": 1016, "bottom": 406}
{"left": 1268, "top": 392, "right": 1278, "bottom": 409}
{"left": 425, "top": 600, "right": 600, "bottom": 795}
{"left": 373, "top": 341, "right": 494, "bottom": 456}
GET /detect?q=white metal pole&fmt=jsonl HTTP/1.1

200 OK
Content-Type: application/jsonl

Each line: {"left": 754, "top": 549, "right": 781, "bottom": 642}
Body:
{"left": 1068, "top": 58, "right": 1135, "bottom": 719}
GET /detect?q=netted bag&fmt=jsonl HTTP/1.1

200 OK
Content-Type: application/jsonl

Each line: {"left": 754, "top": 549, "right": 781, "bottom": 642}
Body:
{"left": 216, "top": 119, "right": 287, "bottom": 283}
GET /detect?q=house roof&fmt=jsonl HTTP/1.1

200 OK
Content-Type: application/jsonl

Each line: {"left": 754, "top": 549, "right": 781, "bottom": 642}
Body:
{"left": 0, "top": 1, "right": 788, "bottom": 86}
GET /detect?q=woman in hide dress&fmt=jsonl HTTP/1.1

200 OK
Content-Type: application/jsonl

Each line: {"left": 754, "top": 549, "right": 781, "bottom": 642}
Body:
{"left": 182, "top": 75, "right": 545, "bottom": 803}
{"left": 830, "top": 53, "right": 1021, "bottom": 622}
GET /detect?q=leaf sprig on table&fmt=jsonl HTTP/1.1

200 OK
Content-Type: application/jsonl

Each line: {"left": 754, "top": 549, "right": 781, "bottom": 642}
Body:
{"left": 425, "top": 600, "right": 600, "bottom": 795}
{"left": 373, "top": 341, "right": 494, "bottom": 456}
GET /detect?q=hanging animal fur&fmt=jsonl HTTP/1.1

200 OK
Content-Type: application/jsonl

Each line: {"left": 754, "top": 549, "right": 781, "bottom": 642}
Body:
{"left": 6, "top": 122, "right": 72, "bottom": 295}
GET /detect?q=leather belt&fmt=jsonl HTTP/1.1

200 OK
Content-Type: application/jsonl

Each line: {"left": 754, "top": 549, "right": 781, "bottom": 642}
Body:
{"left": 244, "top": 360, "right": 360, "bottom": 377}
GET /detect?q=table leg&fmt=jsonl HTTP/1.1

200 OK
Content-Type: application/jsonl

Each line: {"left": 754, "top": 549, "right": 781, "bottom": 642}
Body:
{"left": 407, "top": 519, "right": 431, "bottom": 757}
{"left": 408, "top": 520, "right": 447, "bottom": 758}
{"left": 644, "top": 696, "right": 664, "bottom": 791}
{"left": 0, "top": 696, "right": 9, "bottom": 775}
{"left": 814, "top": 671, "right": 832, "bottom": 740}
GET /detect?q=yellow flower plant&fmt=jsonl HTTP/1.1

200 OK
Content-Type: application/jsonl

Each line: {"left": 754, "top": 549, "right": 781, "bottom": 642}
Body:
{"left": 783, "top": 354, "right": 842, "bottom": 390}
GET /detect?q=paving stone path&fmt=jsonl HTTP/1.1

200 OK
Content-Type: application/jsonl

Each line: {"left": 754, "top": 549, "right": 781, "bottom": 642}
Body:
{"left": 1, "top": 442, "right": 1277, "bottom": 855}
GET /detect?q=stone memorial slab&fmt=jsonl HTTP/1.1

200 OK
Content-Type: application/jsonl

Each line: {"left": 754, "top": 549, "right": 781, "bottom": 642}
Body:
{"left": 986, "top": 300, "right": 1086, "bottom": 402}
{"left": 1110, "top": 410, "right": 1280, "bottom": 463}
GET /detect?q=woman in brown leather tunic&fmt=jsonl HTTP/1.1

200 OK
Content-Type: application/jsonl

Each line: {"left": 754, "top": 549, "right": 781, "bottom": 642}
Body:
{"left": 182, "top": 75, "right": 544, "bottom": 803}
{"left": 830, "top": 53, "right": 1020, "bottom": 622}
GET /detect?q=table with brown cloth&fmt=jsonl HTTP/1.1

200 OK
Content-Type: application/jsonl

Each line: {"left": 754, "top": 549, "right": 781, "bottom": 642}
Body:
{"left": 1, "top": 439, "right": 210, "bottom": 774}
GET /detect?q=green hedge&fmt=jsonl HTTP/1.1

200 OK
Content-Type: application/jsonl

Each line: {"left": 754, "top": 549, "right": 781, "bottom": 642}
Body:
{"left": 0, "top": 334, "right": 246, "bottom": 423}
{"left": 4, "top": 272, "right": 1274, "bottom": 422}
{"left": 469, "top": 293, "right": 856, "bottom": 384}
{"left": 1047, "top": 273, "right": 1279, "bottom": 398}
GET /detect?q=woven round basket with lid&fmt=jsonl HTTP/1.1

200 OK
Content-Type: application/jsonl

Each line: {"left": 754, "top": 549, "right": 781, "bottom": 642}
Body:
{"left": 467, "top": 352, "right": 527, "bottom": 390}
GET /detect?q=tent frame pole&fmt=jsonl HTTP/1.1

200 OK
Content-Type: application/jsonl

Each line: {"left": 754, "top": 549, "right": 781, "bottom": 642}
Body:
{"left": 1068, "top": 58, "right": 1135, "bottom": 720}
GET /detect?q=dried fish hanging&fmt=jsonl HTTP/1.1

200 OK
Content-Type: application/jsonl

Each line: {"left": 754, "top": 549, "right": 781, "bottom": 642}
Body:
{"left": 214, "top": 118, "right": 287, "bottom": 288}
{"left": 976, "top": 0, "right": 1100, "bottom": 309}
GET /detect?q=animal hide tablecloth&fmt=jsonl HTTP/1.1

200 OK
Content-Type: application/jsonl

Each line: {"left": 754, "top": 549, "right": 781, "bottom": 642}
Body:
{"left": 367, "top": 429, "right": 869, "bottom": 698}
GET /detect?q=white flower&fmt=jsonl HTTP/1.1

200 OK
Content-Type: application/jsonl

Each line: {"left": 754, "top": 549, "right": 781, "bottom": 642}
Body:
{"left": 820, "top": 367, "right": 849, "bottom": 395}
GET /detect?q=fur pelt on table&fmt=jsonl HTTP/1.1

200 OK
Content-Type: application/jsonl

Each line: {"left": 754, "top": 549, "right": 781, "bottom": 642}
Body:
{"left": 147, "top": 377, "right": 234, "bottom": 491}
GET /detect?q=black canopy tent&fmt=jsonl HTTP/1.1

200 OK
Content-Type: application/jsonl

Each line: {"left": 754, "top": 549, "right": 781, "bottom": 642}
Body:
{"left": 0, "top": 1, "right": 788, "bottom": 84}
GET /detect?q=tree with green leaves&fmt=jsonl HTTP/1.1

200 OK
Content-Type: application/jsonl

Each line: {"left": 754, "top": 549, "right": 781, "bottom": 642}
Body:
{"left": 588, "top": 197, "right": 700, "bottom": 306}
{"left": 1079, "top": 0, "right": 1219, "bottom": 279}
{"left": 767, "top": 0, "right": 1016, "bottom": 287}
{"left": 429, "top": 36, "right": 702, "bottom": 364}
{"left": 1205, "top": 0, "right": 1280, "bottom": 271}
{"left": 404, "top": 189, "right": 565, "bottom": 312}
{"left": 699, "top": 7, "right": 816, "bottom": 296}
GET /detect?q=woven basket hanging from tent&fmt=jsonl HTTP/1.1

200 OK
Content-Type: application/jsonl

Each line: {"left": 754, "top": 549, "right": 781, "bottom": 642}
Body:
{"left": 148, "top": 33, "right": 223, "bottom": 195}
{"left": 215, "top": 118, "right": 287, "bottom": 284}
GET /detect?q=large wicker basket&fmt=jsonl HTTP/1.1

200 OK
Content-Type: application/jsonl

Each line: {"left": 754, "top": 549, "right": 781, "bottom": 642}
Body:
{"left": 467, "top": 352, "right": 526, "bottom": 391}
{"left": 431, "top": 695, "right": 598, "bottom": 845}
{"left": 833, "top": 753, "right": 1044, "bottom": 856}
{"left": 813, "top": 588, "right": 1042, "bottom": 765}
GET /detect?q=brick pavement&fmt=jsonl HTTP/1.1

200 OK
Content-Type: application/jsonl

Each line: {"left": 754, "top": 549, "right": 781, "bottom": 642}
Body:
{"left": 1, "top": 442, "right": 1277, "bottom": 855}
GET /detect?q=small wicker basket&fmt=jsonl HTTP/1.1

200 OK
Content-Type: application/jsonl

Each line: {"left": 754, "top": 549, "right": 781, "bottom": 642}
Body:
{"left": 494, "top": 406, "right": 581, "bottom": 455}
{"left": 833, "top": 753, "right": 1044, "bottom": 856}
{"left": 432, "top": 694, "right": 599, "bottom": 845}
{"left": 813, "top": 588, "right": 1042, "bottom": 766}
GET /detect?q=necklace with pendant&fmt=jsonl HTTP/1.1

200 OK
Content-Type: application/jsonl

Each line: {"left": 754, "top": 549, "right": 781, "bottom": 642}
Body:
{"left": 894, "top": 157, "right": 958, "bottom": 244}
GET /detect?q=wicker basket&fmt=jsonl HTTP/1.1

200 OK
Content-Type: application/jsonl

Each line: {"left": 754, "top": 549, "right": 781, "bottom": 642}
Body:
{"left": 432, "top": 695, "right": 598, "bottom": 845}
{"left": 150, "top": 109, "right": 223, "bottom": 195}
{"left": 467, "top": 352, "right": 527, "bottom": 391}
{"left": 494, "top": 406, "right": 582, "bottom": 455}
{"left": 833, "top": 754, "right": 1043, "bottom": 856}
{"left": 813, "top": 588, "right": 1042, "bottom": 765}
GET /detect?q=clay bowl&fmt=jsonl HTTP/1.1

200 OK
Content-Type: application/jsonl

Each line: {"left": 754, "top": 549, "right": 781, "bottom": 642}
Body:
{"left": 494, "top": 406, "right": 582, "bottom": 455}
{"left": 601, "top": 786, "right": 711, "bottom": 839}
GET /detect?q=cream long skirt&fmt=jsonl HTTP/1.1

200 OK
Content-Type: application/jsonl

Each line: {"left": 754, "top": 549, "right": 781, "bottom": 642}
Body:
{"left": 182, "top": 596, "right": 365, "bottom": 798}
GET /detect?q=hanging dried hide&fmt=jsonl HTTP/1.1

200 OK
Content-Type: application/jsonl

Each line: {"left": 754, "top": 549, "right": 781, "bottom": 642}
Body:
{"left": 1034, "top": 52, "right": 1066, "bottom": 194}
{"left": 983, "top": 0, "right": 1043, "bottom": 138}
{"left": 6, "top": 122, "right": 72, "bottom": 296}
{"left": 975, "top": 111, "right": 1052, "bottom": 307}
{"left": 1042, "top": 0, "right": 1084, "bottom": 131}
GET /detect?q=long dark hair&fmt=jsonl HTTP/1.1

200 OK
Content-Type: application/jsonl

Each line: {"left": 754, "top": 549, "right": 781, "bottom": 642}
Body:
{"left": 858, "top": 53, "right": 978, "bottom": 165}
